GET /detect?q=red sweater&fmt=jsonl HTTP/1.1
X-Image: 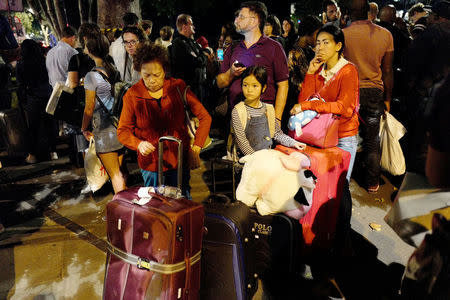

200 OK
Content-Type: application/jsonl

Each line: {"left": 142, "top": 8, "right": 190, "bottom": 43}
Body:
{"left": 117, "top": 78, "right": 211, "bottom": 172}
{"left": 298, "top": 63, "right": 359, "bottom": 138}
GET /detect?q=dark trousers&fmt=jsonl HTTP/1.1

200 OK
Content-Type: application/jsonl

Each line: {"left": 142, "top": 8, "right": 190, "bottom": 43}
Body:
{"left": 359, "top": 88, "right": 384, "bottom": 187}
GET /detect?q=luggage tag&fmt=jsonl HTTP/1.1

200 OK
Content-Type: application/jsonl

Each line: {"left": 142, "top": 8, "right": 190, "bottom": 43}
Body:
{"left": 133, "top": 187, "right": 156, "bottom": 206}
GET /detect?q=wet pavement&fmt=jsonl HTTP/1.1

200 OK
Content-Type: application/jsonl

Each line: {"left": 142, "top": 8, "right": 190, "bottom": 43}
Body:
{"left": 0, "top": 146, "right": 417, "bottom": 300}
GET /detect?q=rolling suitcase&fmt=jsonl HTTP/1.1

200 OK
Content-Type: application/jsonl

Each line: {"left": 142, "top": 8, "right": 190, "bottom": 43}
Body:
{"left": 200, "top": 194, "right": 257, "bottom": 300}
{"left": 276, "top": 145, "right": 351, "bottom": 252}
{"left": 104, "top": 136, "right": 205, "bottom": 300}
{"left": 0, "top": 108, "right": 28, "bottom": 157}
{"left": 201, "top": 194, "right": 303, "bottom": 300}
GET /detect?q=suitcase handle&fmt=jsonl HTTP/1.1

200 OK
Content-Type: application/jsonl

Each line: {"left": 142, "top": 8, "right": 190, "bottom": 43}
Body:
{"left": 204, "top": 193, "right": 231, "bottom": 205}
{"left": 158, "top": 136, "right": 183, "bottom": 189}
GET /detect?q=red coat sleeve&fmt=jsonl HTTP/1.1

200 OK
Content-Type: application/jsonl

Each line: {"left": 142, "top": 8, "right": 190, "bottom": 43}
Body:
{"left": 298, "top": 73, "right": 319, "bottom": 103}
{"left": 117, "top": 91, "right": 142, "bottom": 151}
{"left": 185, "top": 87, "right": 212, "bottom": 148}
{"left": 300, "top": 65, "right": 359, "bottom": 118}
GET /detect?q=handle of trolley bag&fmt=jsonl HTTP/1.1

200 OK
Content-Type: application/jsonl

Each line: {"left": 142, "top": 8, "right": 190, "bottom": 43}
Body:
{"left": 158, "top": 136, "right": 183, "bottom": 190}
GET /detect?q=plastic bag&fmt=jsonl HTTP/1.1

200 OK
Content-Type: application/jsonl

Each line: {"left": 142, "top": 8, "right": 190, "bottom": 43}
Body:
{"left": 379, "top": 112, "right": 406, "bottom": 175}
{"left": 84, "top": 137, "right": 109, "bottom": 192}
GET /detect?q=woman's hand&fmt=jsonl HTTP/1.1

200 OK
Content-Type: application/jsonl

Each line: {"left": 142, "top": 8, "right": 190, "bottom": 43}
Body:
{"left": 307, "top": 54, "right": 325, "bottom": 74}
{"left": 82, "top": 130, "right": 94, "bottom": 141}
{"left": 293, "top": 142, "right": 306, "bottom": 150}
{"left": 138, "top": 141, "right": 155, "bottom": 156}
{"left": 290, "top": 103, "right": 302, "bottom": 115}
{"left": 189, "top": 145, "right": 202, "bottom": 169}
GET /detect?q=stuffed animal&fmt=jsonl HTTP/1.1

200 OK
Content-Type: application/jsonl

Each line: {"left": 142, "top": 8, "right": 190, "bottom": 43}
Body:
{"left": 287, "top": 98, "right": 319, "bottom": 137}
{"left": 236, "top": 149, "right": 316, "bottom": 219}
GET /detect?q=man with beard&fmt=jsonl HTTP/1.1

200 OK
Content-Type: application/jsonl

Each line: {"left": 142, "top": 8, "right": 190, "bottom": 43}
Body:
{"left": 217, "top": 1, "right": 289, "bottom": 122}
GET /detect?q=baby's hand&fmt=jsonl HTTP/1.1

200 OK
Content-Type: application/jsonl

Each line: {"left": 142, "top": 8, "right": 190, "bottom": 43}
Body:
{"left": 293, "top": 142, "right": 306, "bottom": 150}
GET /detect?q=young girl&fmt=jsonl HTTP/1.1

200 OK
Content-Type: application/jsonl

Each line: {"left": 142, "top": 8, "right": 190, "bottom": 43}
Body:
{"left": 232, "top": 66, "right": 305, "bottom": 156}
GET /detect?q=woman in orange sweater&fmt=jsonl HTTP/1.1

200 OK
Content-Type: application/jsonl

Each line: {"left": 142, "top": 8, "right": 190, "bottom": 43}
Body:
{"left": 117, "top": 43, "right": 211, "bottom": 197}
{"left": 291, "top": 25, "right": 359, "bottom": 181}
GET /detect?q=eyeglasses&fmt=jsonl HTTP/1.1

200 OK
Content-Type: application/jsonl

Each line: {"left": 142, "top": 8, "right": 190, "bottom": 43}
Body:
{"left": 235, "top": 14, "right": 255, "bottom": 20}
{"left": 123, "top": 40, "right": 138, "bottom": 46}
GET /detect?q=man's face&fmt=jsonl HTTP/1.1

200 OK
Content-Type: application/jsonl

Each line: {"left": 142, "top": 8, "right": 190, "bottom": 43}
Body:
{"left": 184, "top": 18, "right": 195, "bottom": 36}
{"left": 68, "top": 36, "right": 77, "bottom": 48}
{"left": 326, "top": 4, "right": 338, "bottom": 22}
{"left": 123, "top": 32, "right": 139, "bottom": 56}
{"left": 235, "top": 7, "right": 258, "bottom": 34}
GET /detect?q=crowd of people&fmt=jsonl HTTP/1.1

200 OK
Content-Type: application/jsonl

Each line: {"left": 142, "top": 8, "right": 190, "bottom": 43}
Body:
{"left": 0, "top": 0, "right": 449, "bottom": 197}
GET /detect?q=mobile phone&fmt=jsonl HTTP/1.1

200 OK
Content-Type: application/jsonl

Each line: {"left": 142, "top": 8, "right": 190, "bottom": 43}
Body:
{"left": 234, "top": 61, "right": 245, "bottom": 68}
{"left": 217, "top": 48, "right": 224, "bottom": 61}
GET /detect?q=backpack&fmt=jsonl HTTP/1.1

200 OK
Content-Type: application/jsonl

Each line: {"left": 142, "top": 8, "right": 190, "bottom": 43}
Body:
{"left": 95, "top": 69, "right": 131, "bottom": 127}
{"left": 227, "top": 102, "right": 276, "bottom": 159}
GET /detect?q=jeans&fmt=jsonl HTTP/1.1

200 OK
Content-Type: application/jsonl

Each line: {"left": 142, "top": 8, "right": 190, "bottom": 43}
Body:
{"left": 337, "top": 135, "right": 358, "bottom": 182}
{"left": 359, "top": 88, "right": 384, "bottom": 187}
{"left": 140, "top": 168, "right": 191, "bottom": 200}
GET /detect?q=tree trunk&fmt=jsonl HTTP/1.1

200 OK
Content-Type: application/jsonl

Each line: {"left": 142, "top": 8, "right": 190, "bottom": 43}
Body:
{"left": 78, "top": 0, "right": 89, "bottom": 23}
{"left": 44, "top": 0, "right": 62, "bottom": 37}
{"left": 97, "top": 0, "right": 140, "bottom": 29}
{"left": 52, "top": 0, "right": 66, "bottom": 30}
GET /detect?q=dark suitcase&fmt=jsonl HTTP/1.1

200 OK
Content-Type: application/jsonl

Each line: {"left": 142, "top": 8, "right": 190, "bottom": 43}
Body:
{"left": 0, "top": 108, "right": 28, "bottom": 157}
{"left": 201, "top": 194, "right": 257, "bottom": 300}
{"left": 201, "top": 194, "right": 303, "bottom": 300}
{"left": 104, "top": 136, "right": 205, "bottom": 300}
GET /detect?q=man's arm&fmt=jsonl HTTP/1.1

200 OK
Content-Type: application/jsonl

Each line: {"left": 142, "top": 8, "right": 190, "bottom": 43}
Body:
{"left": 216, "top": 64, "right": 245, "bottom": 88}
{"left": 381, "top": 51, "right": 394, "bottom": 111}
{"left": 274, "top": 80, "right": 289, "bottom": 121}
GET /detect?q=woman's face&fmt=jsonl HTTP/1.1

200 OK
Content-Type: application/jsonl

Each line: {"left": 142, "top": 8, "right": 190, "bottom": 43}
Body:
{"left": 263, "top": 23, "right": 273, "bottom": 36}
{"left": 282, "top": 20, "right": 291, "bottom": 34}
{"left": 123, "top": 32, "right": 139, "bottom": 56}
{"left": 315, "top": 31, "right": 341, "bottom": 63}
{"left": 141, "top": 61, "right": 165, "bottom": 93}
{"left": 242, "top": 74, "right": 265, "bottom": 103}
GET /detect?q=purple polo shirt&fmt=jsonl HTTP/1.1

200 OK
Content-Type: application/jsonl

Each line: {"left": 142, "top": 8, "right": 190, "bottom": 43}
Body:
{"left": 220, "top": 35, "right": 289, "bottom": 107}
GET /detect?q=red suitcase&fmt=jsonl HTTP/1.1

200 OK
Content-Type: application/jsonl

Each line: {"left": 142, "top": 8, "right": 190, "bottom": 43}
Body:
{"left": 276, "top": 145, "right": 350, "bottom": 252}
{"left": 104, "top": 137, "right": 205, "bottom": 300}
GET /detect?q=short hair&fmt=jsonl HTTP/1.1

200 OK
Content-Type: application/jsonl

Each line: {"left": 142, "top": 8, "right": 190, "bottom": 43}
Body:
{"left": 114, "top": 29, "right": 123, "bottom": 40}
{"left": 176, "top": 14, "right": 192, "bottom": 32}
{"left": 240, "top": 1, "right": 268, "bottom": 33}
{"left": 369, "top": 2, "right": 379, "bottom": 17}
{"left": 266, "top": 15, "right": 282, "bottom": 36}
{"left": 317, "top": 24, "right": 345, "bottom": 56}
{"left": 78, "top": 23, "right": 101, "bottom": 48}
{"left": 122, "top": 25, "right": 147, "bottom": 42}
{"left": 297, "top": 15, "right": 322, "bottom": 37}
{"left": 160, "top": 26, "right": 174, "bottom": 41}
{"left": 408, "top": 2, "right": 426, "bottom": 17}
{"left": 323, "top": 0, "right": 338, "bottom": 12}
{"left": 133, "top": 42, "right": 170, "bottom": 73}
{"left": 140, "top": 20, "right": 153, "bottom": 33}
{"left": 123, "top": 12, "right": 139, "bottom": 27}
{"left": 350, "top": 0, "right": 370, "bottom": 21}
{"left": 61, "top": 26, "right": 77, "bottom": 38}
{"left": 241, "top": 65, "right": 268, "bottom": 87}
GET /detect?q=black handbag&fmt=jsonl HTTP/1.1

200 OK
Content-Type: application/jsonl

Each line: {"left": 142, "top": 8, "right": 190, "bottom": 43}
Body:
{"left": 52, "top": 86, "right": 85, "bottom": 127}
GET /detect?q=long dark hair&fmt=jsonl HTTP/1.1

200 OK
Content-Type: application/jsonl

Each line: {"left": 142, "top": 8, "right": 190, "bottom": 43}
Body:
{"left": 19, "top": 39, "right": 48, "bottom": 84}
{"left": 85, "top": 34, "right": 117, "bottom": 80}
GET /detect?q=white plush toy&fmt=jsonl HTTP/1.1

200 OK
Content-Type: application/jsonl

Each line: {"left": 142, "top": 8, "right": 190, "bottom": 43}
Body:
{"left": 236, "top": 149, "right": 316, "bottom": 219}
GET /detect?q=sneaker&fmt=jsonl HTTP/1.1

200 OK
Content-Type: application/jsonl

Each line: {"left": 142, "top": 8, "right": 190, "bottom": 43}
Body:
{"left": 50, "top": 152, "right": 59, "bottom": 160}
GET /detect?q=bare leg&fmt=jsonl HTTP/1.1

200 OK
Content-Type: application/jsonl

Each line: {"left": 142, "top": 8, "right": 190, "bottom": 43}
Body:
{"left": 97, "top": 151, "right": 127, "bottom": 194}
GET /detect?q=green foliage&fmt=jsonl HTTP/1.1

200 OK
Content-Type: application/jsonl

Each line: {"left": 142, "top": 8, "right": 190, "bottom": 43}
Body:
{"left": 14, "top": 12, "right": 42, "bottom": 37}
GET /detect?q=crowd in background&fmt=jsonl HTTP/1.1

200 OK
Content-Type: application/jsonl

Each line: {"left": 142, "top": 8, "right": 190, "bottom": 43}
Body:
{"left": 0, "top": 0, "right": 449, "bottom": 192}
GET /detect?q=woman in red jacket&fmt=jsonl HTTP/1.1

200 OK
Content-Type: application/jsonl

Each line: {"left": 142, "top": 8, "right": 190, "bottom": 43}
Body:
{"left": 290, "top": 25, "right": 359, "bottom": 181}
{"left": 117, "top": 43, "right": 212, "bottom": 197}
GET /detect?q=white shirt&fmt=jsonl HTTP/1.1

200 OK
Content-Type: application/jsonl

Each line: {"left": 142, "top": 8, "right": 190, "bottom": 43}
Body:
{"left": 45, "top": 41, "right": 78, "bottom": 87}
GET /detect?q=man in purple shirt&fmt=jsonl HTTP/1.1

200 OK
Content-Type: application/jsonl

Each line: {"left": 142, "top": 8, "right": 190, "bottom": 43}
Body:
{"left": 217, "top": 1, "right": 289, "bottom": 121}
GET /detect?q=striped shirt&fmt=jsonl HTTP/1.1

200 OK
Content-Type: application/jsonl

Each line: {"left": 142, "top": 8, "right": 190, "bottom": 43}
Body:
{"left": 231, "top": 103, "right": 298, "bottom": 156}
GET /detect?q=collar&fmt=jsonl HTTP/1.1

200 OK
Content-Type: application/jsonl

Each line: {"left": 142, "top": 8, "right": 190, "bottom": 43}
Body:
{"left": 239, "top": 35, "right": 268, "bottom": 49}
{"left": 319, "top": 57, "right": 349, "bottom": 83}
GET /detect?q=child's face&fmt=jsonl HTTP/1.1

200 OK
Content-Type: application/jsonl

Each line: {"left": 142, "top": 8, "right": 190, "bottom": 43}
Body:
{"left": 242, "top": 75, "right": 265, "bottom": 103}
